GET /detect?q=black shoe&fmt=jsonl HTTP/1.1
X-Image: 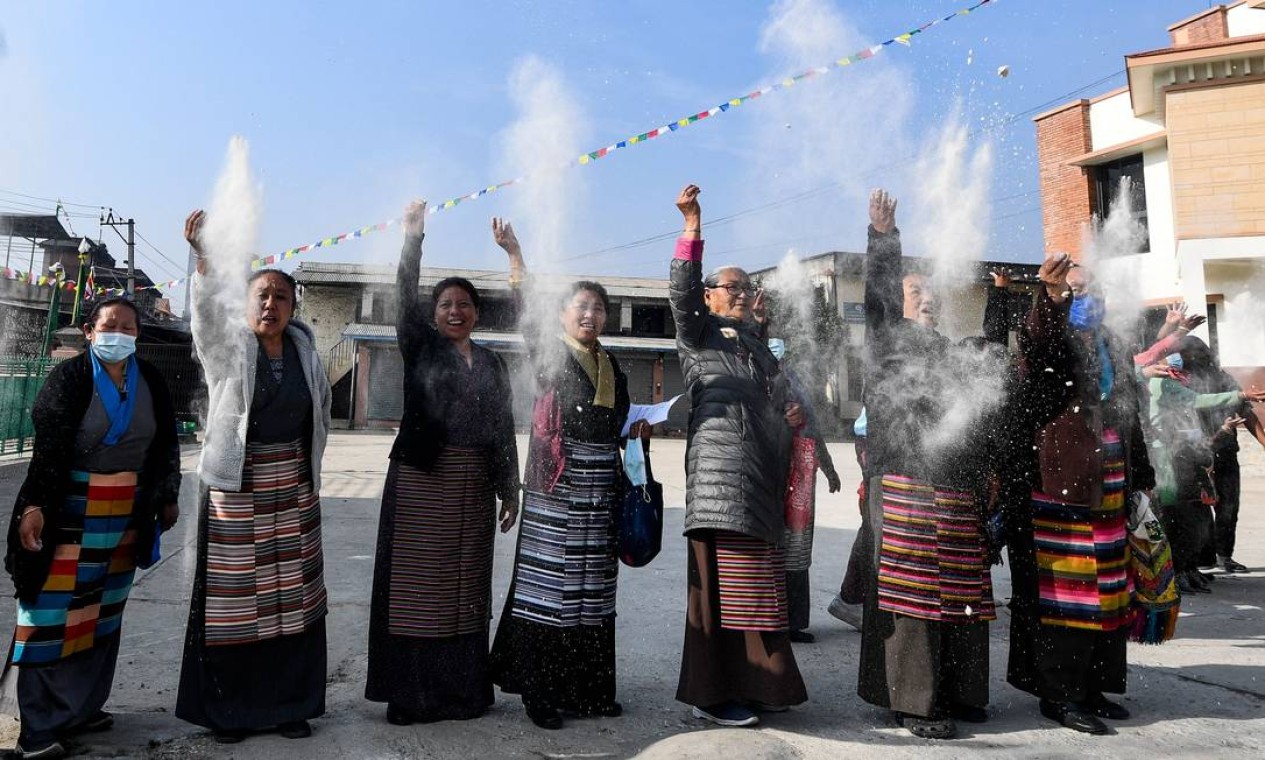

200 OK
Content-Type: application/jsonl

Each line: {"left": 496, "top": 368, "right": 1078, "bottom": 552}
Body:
{"left": 1222, "top": 557, "right": 1248, "bottom": 574}
{"left": 949, "top": 703, "right": 988, "bottom": 723}
{"left": 1183, "top": 571, "right": 1212, "bottom": 593}
{"left": 1189, "top": 571, "right": 1213, "bottom": 592}
{"left": 16, "top": 741, "right": 65, "bottom": 760}
{"left": 789, "top": 629, "right": 816, "bottom": 644}
{"left": 526, "top": 705, "right": 563, "bottom": 730}
{"left": 1083, "top": 693, "right": 1130, "bottom": 720}
{"left": 386, "top": 704, "right": 414, "bottom": 726}
{"left": 278, "top": 720, "right": 312, "bottom": 739}
{"left": 214, "top": 730, "right": 246, "bottom": 744}
{"left": 1039, "top": 699, "right": 1108, "bottom": 735}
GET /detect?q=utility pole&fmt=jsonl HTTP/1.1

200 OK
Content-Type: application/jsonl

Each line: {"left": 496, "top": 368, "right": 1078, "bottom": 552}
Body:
{"left": 100, "top": 209, "right": 137, "bottom": 295}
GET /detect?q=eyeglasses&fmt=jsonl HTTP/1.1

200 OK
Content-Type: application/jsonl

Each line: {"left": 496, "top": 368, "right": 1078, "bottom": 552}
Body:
{"left": 707, "top": 283, "right": 756, "bottom": 297}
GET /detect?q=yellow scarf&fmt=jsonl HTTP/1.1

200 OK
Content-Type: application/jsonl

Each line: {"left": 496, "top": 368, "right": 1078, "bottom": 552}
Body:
{"left": 561, "top": 334, "right": 615, "bottom": 409}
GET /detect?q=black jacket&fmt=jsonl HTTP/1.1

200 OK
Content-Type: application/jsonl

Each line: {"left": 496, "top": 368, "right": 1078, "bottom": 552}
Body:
{"left": 389, "top": 233, "right": 521, "bottom": 502}
{"left": 670, "top": 254, "right": 791, "bottom": 544}
{"left": 5, "top": 352, "right": 182, "bottom": 602}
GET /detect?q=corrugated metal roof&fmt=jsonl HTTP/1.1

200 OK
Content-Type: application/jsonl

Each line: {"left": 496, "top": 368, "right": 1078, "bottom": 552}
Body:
{"left": 296, "top": 262, "right": 669, "bottom": 299}
{"left": 341, "top": 323, "right": 677, "bottom": 353}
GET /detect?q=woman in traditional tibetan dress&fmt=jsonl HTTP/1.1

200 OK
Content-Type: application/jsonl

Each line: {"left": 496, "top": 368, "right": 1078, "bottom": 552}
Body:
{"left": 365, "top": 201, "right": 520, "bottom": 724}
{"left": 176, "top": 210, "right": 332, "bottom": 744}
{"left": 3, "top": 297, "right": 181, "bottom": 760}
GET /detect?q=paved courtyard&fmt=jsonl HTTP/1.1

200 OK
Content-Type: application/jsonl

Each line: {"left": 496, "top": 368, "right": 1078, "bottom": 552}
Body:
{"left": 0, "top": 432, "right": 1262, "bottom": 759}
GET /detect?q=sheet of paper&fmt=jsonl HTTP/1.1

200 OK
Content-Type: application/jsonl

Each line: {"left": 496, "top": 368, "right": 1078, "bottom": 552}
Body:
{"left": 621, "top": 395, "right": 683, "bottom": 437}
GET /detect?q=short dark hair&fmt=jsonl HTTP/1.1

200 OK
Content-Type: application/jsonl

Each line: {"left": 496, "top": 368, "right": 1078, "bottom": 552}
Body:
{"left": 431, "top": 277, "right": 481, "bottom": 310}
{"left": 564, "top": 280, "right": 611, "bottom": 314}
{"left": 85, "top": 296, "right": 141, "bottom": 328}
{"left": 248, "top": 268, "right": 298, "bottom": 299}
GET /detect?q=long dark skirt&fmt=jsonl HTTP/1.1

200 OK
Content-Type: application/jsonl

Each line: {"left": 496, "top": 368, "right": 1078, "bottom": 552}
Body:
{"left": 13, "top": 636, "right": 120, "bottom": 748}
{"left": 175, "top": 484, "right": 326, "bottom": 731}
{"left": 1007, "top": 504, "right": 1128, "bottom": 703}
{"left": 365, "top": 456, "right": 495, "bottom": 720}
{"left": 491, "top": 614, "right": 616, "bottom": 712}
{"left": 1212, "top": 453, "right": 1241, "bottom": 559}
{"left": 675, "top": 532, "right": 807, "bottom": 709}
{"left": 1159, "top": 500, "right": 1214, "bottom": 573}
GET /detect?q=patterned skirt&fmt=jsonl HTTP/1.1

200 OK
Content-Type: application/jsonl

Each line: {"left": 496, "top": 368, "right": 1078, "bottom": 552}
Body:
{"left": 509, "top": 440, "right": 620, "bottom": 628}
{"left": 387, "top": 450, "right": 495, "bottom": 637}
{"left": 714, "top": 533, "right": 788, "bottom": 632}
{"left": 1031, "top": 429, "right": 1133, "bottom": 632}
{"left": 876, "top": 474, "right": 995, "bottom": 623}
{"left": 13, "top": 471, "right": 139, "bottom": 665}
{"left": 203, "top": 439, "right": 327, "bottom": 646}
{"left": 783, "top": 434, "right": 818, "bottom": 573}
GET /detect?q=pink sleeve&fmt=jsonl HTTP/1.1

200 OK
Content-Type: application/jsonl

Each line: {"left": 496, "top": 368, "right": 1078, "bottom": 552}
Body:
{"left": 674, "top": 237, "right": 704, "bottom": 262}
{"left": 1134, "top": 333, "right": 1180, "bottom": 367}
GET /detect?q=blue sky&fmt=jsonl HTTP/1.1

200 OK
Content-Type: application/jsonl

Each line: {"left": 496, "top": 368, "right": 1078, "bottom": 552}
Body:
{"left": 0, "top": 0, "right": 1212, "bottom": 307}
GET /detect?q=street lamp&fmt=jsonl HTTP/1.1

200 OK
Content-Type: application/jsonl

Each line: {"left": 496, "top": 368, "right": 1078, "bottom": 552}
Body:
{"left": 71, "top": 237, "right": 92, "bottom": 326}
{"left": 41, "top": 262, "right": 66, "bottom": 358}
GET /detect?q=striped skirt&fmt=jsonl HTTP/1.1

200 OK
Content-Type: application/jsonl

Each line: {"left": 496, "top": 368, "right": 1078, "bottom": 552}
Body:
{"left": 715, "top": 533, "right": 788, "bottom": 632}
{"left": 1032, "top": 429, "right": 1133, "bottom": 632}
{"left": 877, "top": 474, "right": 995, "bottom": 623}
{"left": 203, "top": 439, "right": 327, "bottom": 646}
{"left": 13, "top": 471, "right": 139, "bottom": 665}
{"left": 388, "top": 450, "right": 495, "bottom": 637}
{"left": 510, "top": 440, "right": 619, "bottom": 628}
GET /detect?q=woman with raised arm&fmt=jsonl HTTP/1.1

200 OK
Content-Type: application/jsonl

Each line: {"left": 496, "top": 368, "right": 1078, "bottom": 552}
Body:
{"left": 176, "top": 210, "right": 332, "bottom": 744}
{"left": 365, "top": 201, "right": 520, "bottom": 725}
{"left": 490, "top": 217, "right": 643, "bottom": 730}
{"left": 670, "top": 184, "right": 805, "bottom": 729}
{"left": 3, "top": 297, "right": 180, "bottom": 760}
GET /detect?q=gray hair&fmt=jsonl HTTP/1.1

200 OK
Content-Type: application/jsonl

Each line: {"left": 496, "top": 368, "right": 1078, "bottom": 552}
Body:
{"left": 703, "top": 265, "right": 750, "bottom": 288}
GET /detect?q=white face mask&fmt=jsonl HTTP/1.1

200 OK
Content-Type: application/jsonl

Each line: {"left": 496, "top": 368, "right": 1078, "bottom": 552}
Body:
{"left": 91, "top": 332, "right": 137, "bottom": 364}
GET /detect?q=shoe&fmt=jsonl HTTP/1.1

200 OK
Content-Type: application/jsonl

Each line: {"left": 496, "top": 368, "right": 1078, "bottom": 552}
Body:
{"left": 525, "top": 705, "right": 563, "bottom": 730}
{"left": 949, "top": 703, "right": 988, "bottom": 723}
{"left": 1039, "top": 699, "right": 1108, "bottom": 735}
{"left": 789, "top": 629, "right": 816, "bottom": 643}
{"left": 278, "top": 720, "right": 312, "bottom": 739}
{"left": 827, "top": 595, "right": 863, "bottom": 631}
{"left": 1181, "top": 572, "right": 1211, "bottom": 594}
{"left": 386, "top": 704, "right": 414, "bottom": 726}
{"left": 1189, "top": 571, "right": 1213, "bottom": 592}
{"left": 214, "top": 730, "right": 246, "bottom": 744}
{"left": 1199, "top": 570, "right": 1216, "bottom": 582}
{"left": 894, "top": 712, "right": 957, "bottom": 739}
{"left": 691, "top": 702, "right": 759, "bottom": 727}
{"left": 1083, "top": 693, "right": 1130, "bottom": 720}
{"left": 747, "top": 701, "right": 789, "bottom": 713}
{"left": 1221, "top": 557, "right": 1248, "bottom": 574}
{"left": 17, "top": 741, "right": 65, "bottom": 760}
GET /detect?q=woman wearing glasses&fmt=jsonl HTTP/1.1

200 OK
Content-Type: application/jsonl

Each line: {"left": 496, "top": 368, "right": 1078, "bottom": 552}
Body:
{"left": 670, "top": 184, "right": 806, "bottom": 729}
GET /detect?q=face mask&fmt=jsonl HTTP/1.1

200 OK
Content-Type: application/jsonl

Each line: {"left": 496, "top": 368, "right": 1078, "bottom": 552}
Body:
{"left": 623, "top": 437, "right": 647, "bottom": 487}
{"left": 1068, "top": 293, "right": 1105, "bottom": 331}
{"left": 1167, "top": 353, "right": 1184, "bottom": 370}
{"left": 91, "top": 332, "right": 137, "bottom": 364}
{"left": 767, "top": 338, "right": 786, "bottom": 361}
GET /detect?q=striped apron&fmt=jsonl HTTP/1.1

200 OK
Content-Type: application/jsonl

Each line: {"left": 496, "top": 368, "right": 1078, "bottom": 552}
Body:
{"left": 203, "top": 439, "right": 327, "bottom": 646}
{"left": 714, "top": 533, "right": 789, "bottom": 632}
{"left": 1031, "top": 428, "right": 1133, "bottom": 631}
{"left": 14, "top": 471, "right": 140, "bottom": 665}
{"left": 388, "top": 449, "right": 495, "bottom": 637}
{"left": 876, "top": 474, "right": 996, "bottom": 623}
{"left": 511, "top": 440, "right": 619, "bottom": 628}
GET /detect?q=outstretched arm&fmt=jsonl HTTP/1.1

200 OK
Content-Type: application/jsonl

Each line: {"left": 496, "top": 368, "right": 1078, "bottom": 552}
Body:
{"left": 493, "top": 216, "right": 543, "bottom": 350}
{"left": 863, "top": 189, "right": 903, "bottom": 341}
{"left": 184, "top": 209, "right": 245, "bottom": 383}
{"left": 983, "top": 270, "right": 1013, "bottom": 347}
{"left": 670, "top": 184, "right": 708, "bottom": 348}
{"left": 397, "top": 200, "right": 437, "bottom": 362}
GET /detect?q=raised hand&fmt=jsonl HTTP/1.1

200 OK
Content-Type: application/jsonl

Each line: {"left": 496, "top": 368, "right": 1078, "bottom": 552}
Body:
{"left": 184, "top": 210, "right": 205, "bottom": 255}
{"left": 676, "top": 184, "right": 701, "bottom": 223}
{"left": 1165, "top": 302, "right": 1187, "bottom": 326}
{"left": 403, "top": 200, "right": 427, "bottom": 239}
{"left": 1142, "top": 363, "right": 1175, "bottom": 380}
{"left": 869, "top": 188, "right": 897, "bottom": 234}
{"left": 1222, "top": 415, "right": 1247, "bottom": 434}
{"left": 1039, "top": 252, "right": 1073, "bottom": 303}
{"left": 990, "top": 269, "right": 1012, "bottom": 288}
{"left": 752, "top": 288, "right": 767, "bottom": 325}
{"left": 491, "top": 217, "right": 521, "bottom": 254}
{"left": 1243, "top": 388, "right": 1265, "bottom": 404}
{"left": 1181, "top": 313, "right": 1207, "bottom": 332}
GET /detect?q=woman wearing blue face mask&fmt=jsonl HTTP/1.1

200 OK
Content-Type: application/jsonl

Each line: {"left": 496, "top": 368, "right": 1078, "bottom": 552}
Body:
{"left": 3, "top": 297, "right": 182, "bottom": 760}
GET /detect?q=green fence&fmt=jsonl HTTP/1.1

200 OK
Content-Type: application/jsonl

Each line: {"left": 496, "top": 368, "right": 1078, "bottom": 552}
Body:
{"left": 0, "top": 357, "right": 56, "bottom": 456}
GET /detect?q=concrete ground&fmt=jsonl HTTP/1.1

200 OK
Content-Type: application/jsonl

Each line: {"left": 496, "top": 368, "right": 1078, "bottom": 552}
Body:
{"left": 0, "top": 432, "right": 1262, "bottom": 759}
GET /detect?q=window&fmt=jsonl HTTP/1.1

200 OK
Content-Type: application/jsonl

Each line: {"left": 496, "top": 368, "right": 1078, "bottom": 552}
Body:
{"left": 1092, "top": 154, "right": 1149, "bottom": 253}
{"left": 631, "top": 305, "right": 667, "bottom": 336}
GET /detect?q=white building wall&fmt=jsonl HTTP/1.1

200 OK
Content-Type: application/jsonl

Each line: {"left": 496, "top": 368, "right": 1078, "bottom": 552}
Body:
{"left": 1088, "top": 91, "right": 1164, "bottom": 151}
{"left": 1139, "top": 145, "right": 1181, "bottom": 300}
{"left": 1228, "top": 3, "right": 1265, "bottom": 37}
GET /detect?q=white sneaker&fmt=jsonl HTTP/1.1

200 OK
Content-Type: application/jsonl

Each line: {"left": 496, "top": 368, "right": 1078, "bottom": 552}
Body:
{"left": 692, "top": 703, "right": 760, "bottom": 727}
{"left": 827, "top": 595, "right": 863, "bottom": 631}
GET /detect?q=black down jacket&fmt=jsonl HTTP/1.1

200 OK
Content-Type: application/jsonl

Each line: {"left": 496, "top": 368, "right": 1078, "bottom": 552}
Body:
{"left": 670, "top": 253, "right": 791, "bottom": 544}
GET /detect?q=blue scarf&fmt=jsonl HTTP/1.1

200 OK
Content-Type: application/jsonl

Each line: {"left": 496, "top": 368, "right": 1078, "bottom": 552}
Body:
{"left": 90, "top": 351, "right": 139, "bottom": 445}
{"left": 1094, "top": 334, "right": 1114, "bottom": 401}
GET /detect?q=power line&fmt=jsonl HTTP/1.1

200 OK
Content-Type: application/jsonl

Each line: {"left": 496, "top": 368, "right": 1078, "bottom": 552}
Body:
{"left": 133, "top": 228, "right": 188, "bottom": 276}
{"left": 0, "top": 187, "right": 103, "bottom": 210}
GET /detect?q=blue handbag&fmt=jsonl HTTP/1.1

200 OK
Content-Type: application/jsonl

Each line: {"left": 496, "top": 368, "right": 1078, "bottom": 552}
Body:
{"left": 619, "top": 440, "right": 663, "bottom": 568}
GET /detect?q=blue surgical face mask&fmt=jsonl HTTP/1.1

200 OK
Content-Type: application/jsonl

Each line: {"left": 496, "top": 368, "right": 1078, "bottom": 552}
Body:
{"left": 767, "top": 338, "right": 786, "bottom": 361}
{"left": 623, "top": 438, "right": 647, "bottom": 487}
{"left": 1068, "top": 293, "right": 1105, "bottom": 331}
{"left": 91, "top": 332, "right": 137, "bottom": 364}
{"left": 1167, "top": 353, "right": 1184, "bottom": 370}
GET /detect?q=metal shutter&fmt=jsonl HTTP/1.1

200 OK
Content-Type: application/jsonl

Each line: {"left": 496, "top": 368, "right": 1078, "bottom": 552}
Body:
{"left": 367, "top": 345, "right": 405, "bottom": 421}
{"left": 660, "top": 352, "right": 689, "bottom": 433}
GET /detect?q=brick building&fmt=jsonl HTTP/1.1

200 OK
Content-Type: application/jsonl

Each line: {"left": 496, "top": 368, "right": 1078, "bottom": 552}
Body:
{"left": 1034, "top": 1, "right": 1265, "bottom": 375}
